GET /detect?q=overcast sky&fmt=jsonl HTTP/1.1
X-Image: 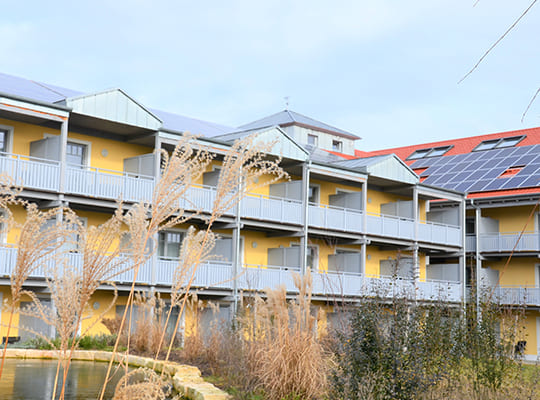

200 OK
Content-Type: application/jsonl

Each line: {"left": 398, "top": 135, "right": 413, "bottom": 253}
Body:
{"left": 1, "top": 1, "right": 539, "bottom": 150}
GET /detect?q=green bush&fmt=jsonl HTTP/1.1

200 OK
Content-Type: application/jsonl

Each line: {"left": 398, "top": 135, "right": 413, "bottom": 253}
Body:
{"left": 329, "top": 292, "right": 522, "bottom": 400}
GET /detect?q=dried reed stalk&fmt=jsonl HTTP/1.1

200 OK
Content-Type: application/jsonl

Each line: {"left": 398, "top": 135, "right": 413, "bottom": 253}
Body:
{"left": 247, "top": 271, "right": 328, "bottom": 400}
{"left": 0, "top": 201, "right": 76, "bottom": 380}
{"left": 101, "top": 133, "right": 287, "bottom": 398}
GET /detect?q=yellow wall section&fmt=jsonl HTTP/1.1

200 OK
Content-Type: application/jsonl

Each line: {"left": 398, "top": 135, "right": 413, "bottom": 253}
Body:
{"left": 365, "top": 246, "right": 425, "bottom": 280}
{"left": 487, "top": 257, "right": 538, "bottom": 287}
{"left": 522, "top": 312, "right": 538, "bottom": 356}
{"left": 482, "top": 206, "right": 537, "bottom": 233}
{"left": 1, "top": 117, "right": 151, "bottom": 172}
{"left": 311, "top": 179, "right": 361, "bottom": 206}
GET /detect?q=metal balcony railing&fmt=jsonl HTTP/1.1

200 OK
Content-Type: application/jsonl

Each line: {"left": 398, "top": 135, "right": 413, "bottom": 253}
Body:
{"left": 0, "top": 152, "right": 60, "bottom": 192}
{"left": 466, "top": 232, "right": 540, "bottom": 253}
{"left": 308, "top": 203, "right": 363, "bottom": 232}
{"left": 65, "top": 164, "right": 154, "bottom": 203}
{"left": 492, "top": 286, "right": 540, "bottom": 306}
{"left": 479, "top": 232, "right": 540, "bottom": 252}
{"left": 0, "top": 246, "right": 463, "bottom": 301}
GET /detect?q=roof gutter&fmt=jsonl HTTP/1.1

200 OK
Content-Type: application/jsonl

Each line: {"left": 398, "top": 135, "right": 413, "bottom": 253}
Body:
{"left": 0, "top": 91, "right": 72, "bottom": 112}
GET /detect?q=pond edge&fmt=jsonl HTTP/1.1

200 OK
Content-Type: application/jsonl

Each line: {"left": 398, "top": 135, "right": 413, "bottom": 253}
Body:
{"left": 4, "top": 349, "right": 230, "bottom": 400}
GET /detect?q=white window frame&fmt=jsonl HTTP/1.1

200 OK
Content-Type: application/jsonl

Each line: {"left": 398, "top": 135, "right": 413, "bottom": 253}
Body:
{"left": 44, "top": 133, "right": 92, "bottom": 167}
{"left": 307, "top": 134, "right": 318, "bottom": 147}
{"left": 0, "top": 210, "right": 7, "bottom": 244}
{"left": 332, "top": 140, "right": 343, "bottom": 152}
{"left": 308, "top": 184, "right": 320, "bottom": 204}
{"left": 0, "top": 124, "right": 14, "bottom": 154}
{"left": 158, "top": 228, "right": 186, "bottom": 260}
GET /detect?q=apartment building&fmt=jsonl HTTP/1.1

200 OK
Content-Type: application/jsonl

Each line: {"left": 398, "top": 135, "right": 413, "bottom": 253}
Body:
{"left": 365, "top": 128, "right": 540, "bottom": 361}
{"left": 0, "top": 72, "right": 464, "bottom": 343}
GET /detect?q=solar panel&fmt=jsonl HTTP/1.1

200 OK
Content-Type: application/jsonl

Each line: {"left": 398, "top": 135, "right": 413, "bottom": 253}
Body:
{"left": 501, "top": 176, "right": 529, "bottom": 189}
{"left": 482, "top": 179, "right": 508, "bottom": 191}
{"left": 454, "top": 181, "right": 475, "bottom": 192}
{"left": 516, "top": 154, "right": 538, "bottom": 165}
{"left": 467, "top": 180, "right": 491, "bottom": 192}
{"left": 518, "top": 175, "right": 540, "bottom": 188}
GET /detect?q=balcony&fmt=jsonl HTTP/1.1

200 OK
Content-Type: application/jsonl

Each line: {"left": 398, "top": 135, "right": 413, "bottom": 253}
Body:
{"left": 0, "top": 153, "right": 60, "bottom": 192}
{"left": 467, "top": 232, "right": 540, "bottom": 253}
{"left": 242, "top": 193, "right": 302, "bottom": 224}
{"left": 155, "top": 258, "right": 233, "bottom": 289}
{"left": 308, "top": 203, "right": 363, "bottom": 232}
{"left": 0, "top": 246, "right": 462, "bottom": 302}
{"left": 418, "top": 221, "right": 461, "bottom": 246}
{"left": 65, "top": 165, "right": 154, "bottom": 203}
{"left": 492, "top": 286, "right": 540, "bottom": 307}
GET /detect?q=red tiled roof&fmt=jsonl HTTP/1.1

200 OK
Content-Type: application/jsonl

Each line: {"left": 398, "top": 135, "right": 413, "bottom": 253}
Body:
{"left": 326, "top": 150, "right": 357, "bottom": 159}
{"left": 363, "top": 126, "right": 540, "bottom": 163}
{"left": 468, "top": 187, "right": 540, "bottom": 198}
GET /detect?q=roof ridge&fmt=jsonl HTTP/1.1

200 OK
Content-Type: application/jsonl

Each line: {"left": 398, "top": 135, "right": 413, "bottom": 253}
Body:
{"left": 30, "top": 79, "right": 67, "bottom": 99}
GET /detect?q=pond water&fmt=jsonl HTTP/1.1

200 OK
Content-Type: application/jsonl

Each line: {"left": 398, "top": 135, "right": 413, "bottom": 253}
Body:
{"left": 0, "top": 359, "right": 127, "bottom": 399}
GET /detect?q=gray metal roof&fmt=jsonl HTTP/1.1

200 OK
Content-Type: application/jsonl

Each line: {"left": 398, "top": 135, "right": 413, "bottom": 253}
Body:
{"left": 239, "top": 109, "right": 360, "bottom": 139}
{"left": 0, "top": 72, "right": 81, "bottom": 103}
{"left": 152, "top": 108, "right": 233, "bottom": 137}
{"left": 334, "top": 154, "right": 418, "bottom": 184}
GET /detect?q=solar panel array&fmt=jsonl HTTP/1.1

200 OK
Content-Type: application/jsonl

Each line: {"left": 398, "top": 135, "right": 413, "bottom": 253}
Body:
{"left": 410, "top": 144, "right": 540, "bottom": 193}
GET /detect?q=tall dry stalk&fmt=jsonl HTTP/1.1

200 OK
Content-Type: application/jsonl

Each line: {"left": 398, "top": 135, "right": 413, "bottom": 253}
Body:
{"left": 100, "top": 134, "right": 214, "bottom": 399}
{"left": 157, "top": 134, "right": 288, "bottom": 366}
{"left": 247, "top": 271, "right": 328, "bottom": 400}
{"left": 21, "top": 205, "right": 129, "bottom": 400}
{"left": 0, "top": 199, "right": 76, "bottom": 379}
{"left": 101, "top": 133, "right": 287, "bottom": 398}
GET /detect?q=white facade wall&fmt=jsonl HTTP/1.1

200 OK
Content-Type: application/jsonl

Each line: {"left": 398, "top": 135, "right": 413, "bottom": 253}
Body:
{"left": 282, "top": 125, "right": 356, "bottom": 156}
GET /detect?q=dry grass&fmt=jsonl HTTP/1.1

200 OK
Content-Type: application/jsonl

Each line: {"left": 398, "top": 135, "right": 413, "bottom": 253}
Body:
{"left": 113, "top": 368, "right": 171, "bottom": 400}
{"left": 247, "top": 271, "right": 328, "bottom": 400}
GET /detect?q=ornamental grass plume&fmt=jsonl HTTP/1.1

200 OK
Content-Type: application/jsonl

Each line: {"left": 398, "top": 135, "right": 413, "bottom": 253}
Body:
{"left": 101, "top": 133, "right": 287, "bottom": 399}
{"left": 0, "top": 201, "right": 76, "bottom": 380}
{"left": 248, "top": 271, "right": 328, "bottom": 400}
{"left": 113, "top": 368, "right": 171, "bottom": 400}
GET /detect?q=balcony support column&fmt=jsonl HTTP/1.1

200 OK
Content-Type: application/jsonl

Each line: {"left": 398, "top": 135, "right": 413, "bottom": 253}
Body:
{"left": 459, "top": 198, "right": 467, "bottom": 305}
{"left": 360, "top": 241, "right": 366, "bottom": 276}
{"left": 413, "top": 185, "right": 418, "bottom": 241}
{"left": 362, "top": 181, "right": 367, "bottom": 234}
{"left": 474, "top": 204, "right": 481, "bottom": 316}
{"left": 150, "top": 134, "right": 162, "bottom": 289}
{"left": 59, "top": 117, "right": 69, "bottom": 194}
{"left": 232, "top": 165, "right": 243, "bottom": 317}
{"left": 300, "top": 162, "right": 311, "bottom": 275}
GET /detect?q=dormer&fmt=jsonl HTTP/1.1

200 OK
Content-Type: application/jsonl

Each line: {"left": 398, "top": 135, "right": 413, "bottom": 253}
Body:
{"left": 238, "top": 109, "right": 360, "bottom": 157}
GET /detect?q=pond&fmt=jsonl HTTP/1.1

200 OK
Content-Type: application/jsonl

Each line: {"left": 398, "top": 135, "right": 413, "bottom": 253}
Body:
{"left": 0, "top": 358, "right": 128, "bottom": 399}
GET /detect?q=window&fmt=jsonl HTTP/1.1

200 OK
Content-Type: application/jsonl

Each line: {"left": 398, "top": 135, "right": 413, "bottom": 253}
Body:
{"left": 407, "top": 145, "right": 453, "bottom": 160}
{"left": 0, "top": 125, "right": 13, "bottom": 154}
{"left": 307, "top": 134, "right": 318, "bottom": 146}
{"left": 308, "top": 185, "right": 319, "bottom": 204}
{"left": 332, "top": 140, "right": 343, "bottom": 152}
{"left": 499, "top": 165, "right": 524, "bottom": 178}
{"left": 0, "top": 130, "right": 6, "bottom": 153}
{"left": 158, "top": 231, "right": 184, "bottom": 259}
{"left": 0, "top": 210, "right": 6, "bottom": 243}
{"left": 66, "top": 141, "right": 87, "bottom": 166}
{"left": 307, "top": 246, "right": 318, "bottom": 271}
{"left": 466, "top": 218, "right": 475, "bottom": 235}
{"left": 472, "top": 135, "right": 525, "bottom": 152}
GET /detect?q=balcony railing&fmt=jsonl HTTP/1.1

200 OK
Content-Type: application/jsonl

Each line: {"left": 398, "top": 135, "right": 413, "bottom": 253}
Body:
{"left": 0, "top": 151, "right": 463, "bottom": 247}
{"left": 0, "top": 153, "right": 60, "bottom": 192}
{"left": 0, "top": 246, "right": 462, "bottom": 301}
{"left": 492, "top": 286, "right": 540, "bottom": 306}
{"left": 418, "top": 221, "right": 461, "bottom": 246}
{"left": 479, "top": 232, "right": 540, "bottom": 252}
{"left": 467, "top": 232, "right": 540, "bottom": 253}
{"left": 156, "top": 258, "right": 233, "bottom": 289}
{"left": 308, "top": 203, "right": 363, "bottom": 232}
{"left": 66, "top": 164, "right": 154, "bottom": 203}
{"left": 242, "top": 193, "right": 302, "bottom": 224}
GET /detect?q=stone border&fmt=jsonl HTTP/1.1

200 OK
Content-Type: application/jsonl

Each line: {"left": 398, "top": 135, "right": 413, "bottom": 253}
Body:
{"left": 4, "top": 349, "right": 230, "bottom": 400}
